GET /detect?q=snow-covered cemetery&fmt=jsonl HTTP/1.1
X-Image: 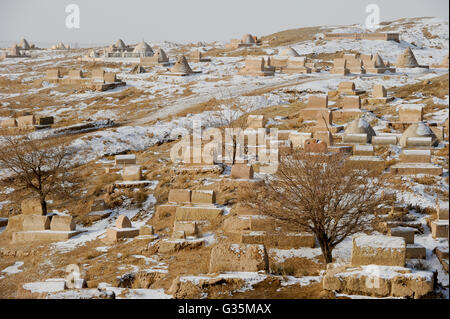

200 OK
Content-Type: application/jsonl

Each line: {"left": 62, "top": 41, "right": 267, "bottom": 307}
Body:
{"left": 0, "top": 1, "right": 448, "bottom": 303}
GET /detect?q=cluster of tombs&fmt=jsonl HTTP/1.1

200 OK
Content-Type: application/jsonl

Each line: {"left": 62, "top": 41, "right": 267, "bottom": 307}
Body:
{"left": 155, "top": 84, "right": 447, "bottom": 178}
{"left": 80, "top": 39, "right": 171, "bottom": 67}
{"left": 0, "top": 114, "right": 54, "bottom": 131}
{"left": 50, "top": 42, "right": 70, "bottom": 50}
{"left": 40, "top": 68, "right": 126, "bottom": 91}
{"left": 4, "top": 198, "right": 81, "bottom": 244}
{"left": 331, "top": 48, "right": 449, "bottom": 75}
{"left": 0, "top": 38, "right": 38, "bottom": 60}
{"left": 331, "top": 52, "right": 396, "bottom": 75}
{"left": 238, "top": 47, "right": 449, "bottom": 77}
{"left": 225, "top": 34, "right": 264, "bottom": 49}
{"left": 238, "top": 55, "right": 318, "bottom": 77}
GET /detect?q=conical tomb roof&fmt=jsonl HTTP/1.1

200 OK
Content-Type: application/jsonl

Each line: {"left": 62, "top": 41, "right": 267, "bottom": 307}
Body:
{"left": 170, "top": 55, "right": 193, "bottom": 74}
{"left": 345, "top": 117, "right": 376, "bottom": 137}
{"left": 397, "top": 47, "right": 419, "bottom": 68}
{"left": 133, "top": 40, "right": 154, "bottom": 55}
{"left": 115, "top": 39, "right": 127, "bottom": 49}
{"left": 20, "top": 38, "right": 30, "bottom": 49}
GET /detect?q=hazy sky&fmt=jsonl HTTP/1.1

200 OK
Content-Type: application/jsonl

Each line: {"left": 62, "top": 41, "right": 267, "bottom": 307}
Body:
{"left": 0, "top": 0, "right": 448, "bottom": 45}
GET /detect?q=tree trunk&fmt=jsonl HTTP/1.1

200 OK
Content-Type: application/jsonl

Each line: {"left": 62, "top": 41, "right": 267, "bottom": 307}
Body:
{"left": 321, "top": 245, "right": 333, "bottom": 264}
{"left": 40, "top": 196, "right": 47, "bottom": 215}
{"left": 232, "top": 138, "right": 237, "bottom": 165}
{"left": 317, "top": 234, "right": 333, "bottom": 264}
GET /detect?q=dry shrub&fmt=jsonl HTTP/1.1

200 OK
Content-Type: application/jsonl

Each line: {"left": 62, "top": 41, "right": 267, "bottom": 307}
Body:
{"left": 91, "top": 173, "right": 120, "bottom": 196}
{"left": 413, "top": 176, "right": 436, "bottom": 186}
{"left": 270, "top": 263, "right": 295, "bottom": 276}
{"left": 434, "top": 144, "right": 449, "bottom": 157}
{"left": 132, "top": 190, "right": 148, "bottom": 206}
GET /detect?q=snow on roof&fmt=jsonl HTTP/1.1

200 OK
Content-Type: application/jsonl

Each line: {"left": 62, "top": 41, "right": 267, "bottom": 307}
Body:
{"left": 22, "top": 279, "right": 66, "bottom": 293}
{"left": 194, "top": 190, "right": 214, "bottom": 194}
{"left": 402, "top": 149, "right": 430, "bottom": 155}
{"left": 116, "top": 154, "right": 136, "bottom": 160}
{"left": 354, "top": 235, "right": 405, "bottom": 249}
{"left": 349, "top": 156, "right": 384, "bottom": 162}
{"left": 336, "top": 265, "right": 433, "bottom": 281}
{"left": 401, "top": 104, "right": 423, "bottom": 110}
{"left": 390, "top": 226, "right": 416, "bottom": 233}
{"left": 354, "top": 144, "right": 374, "bottom": 151}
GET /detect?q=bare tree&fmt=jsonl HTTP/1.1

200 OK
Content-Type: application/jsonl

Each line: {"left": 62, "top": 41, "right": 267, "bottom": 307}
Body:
{"left": 240, "top": 151, "right": 393, "bottom": 263}
{"left": 0, "top": 136, "right": 76, "bottom": 214}
{"left": 207, "top": 89, "right": 248, "bottom": 165}
{"left": 208, "top": 88, "right": 270, "bottom": 165}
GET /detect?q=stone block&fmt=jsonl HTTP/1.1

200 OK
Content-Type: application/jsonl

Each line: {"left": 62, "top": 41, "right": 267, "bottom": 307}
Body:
{"left": 50, "top": 215, "right": 75, "bottom": 231}
{"left": 22, "top": 215, "right": 50, "bottom": 231}
{"left": 115, "top": 154, "right": 136, "bottom": 166}
{"left": 353, "top": 144, "right": 374, "bottom": 156}
{"left": 437, "top": 205, "right": 449, "bottom": 220}
{"left": 1, "top": 118, "right": 17, "bottom": 128}
{"left": 36, "top": 116, "right": 54, "bottom": 126}
{"left": 223, "top": 216, "right": 251, "bottom": 235}
{"left": 68, "top": 69, "right": 83, "bottom": 79}
{"left": 390, "top": 163, "right": 442, "bottom": 176}
{"left": 240, "top": 231, "right": 315, "bottom": 248}
{"left": 115, "top": 215, "right": 132, "bottom": 229}
{"left": 351, "top": 235, "right": 406, "bottom": 267}
{"left": 230, "top": 164, "right": 254, "bottom": 179}
{"left": 338, "top": 81, "right": 355, "bottom": 93}
{"left": 308, "top": 95, "right": 328, "bottom": 108}
{"left": 91, "top": 68, "right": 105, "bottom": 81}
{"left": 139, "top": 225, "right": 154, "bottom": 236}
{"left": 431, "top": 220, "right": 449, "bottom": 239}
{"left": 406, "top": 244, "right": 426, "bottom": 259}
{"left": 104, "top": 72, "right": 117, "bottom": 83}
{"left": 343, "top": 96, "right": 361, "bottom": 109}
{"left": 399, "top": 105, "right": 423, "bottom": 122}
{"left": 343, "top": 133, "right": 369, "bottom": 143}
{"left": 17, "top": 115, "right": 35, "bottom": 127}
{"left": 46, "top": 69, "right": 61, "bottom": 79}
{"left": 168, "top": 189, "right": 191, "bottom": 204}
{"left": 389, "top": 226, "right": 415, "bottom": 244}
{"left": 372, "top": 135, "right": 397, "bottom": 145}
{"left": 345, "top": 156, "right": 385, "bottom": 173}
{"left": 173, "top": 221, "right": 198, "bottom": 237}
{"left": 247, "top": 115, "right": 266, "bottom": 128}
{"left": 12, "top": 230, "right": 82, "bottom": 244}
{"left": 106, "top": 228, "right": 139, "bottom": 241}
{"left": 191, "top": 190, "right": 215, "bottom": 204}
{"left": 175, "top": 206, "right": 223, "bottom": 222}
{"left": 209, "top": 243, "right": 269, "bottom": 273}
{"left": 122, "top": 165, "right": 142, "bottom": 181}
{"left": 399, "top": 150, "right": 431, "bottom": 163}
{"left": 5, "top": 215, "right": 23, "bottom": 232}
{"left": 373, "top": 85, "right": 387, "bottom": 98}
{"left": 21, "top": 198, "right": 44, "bottom": 215}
